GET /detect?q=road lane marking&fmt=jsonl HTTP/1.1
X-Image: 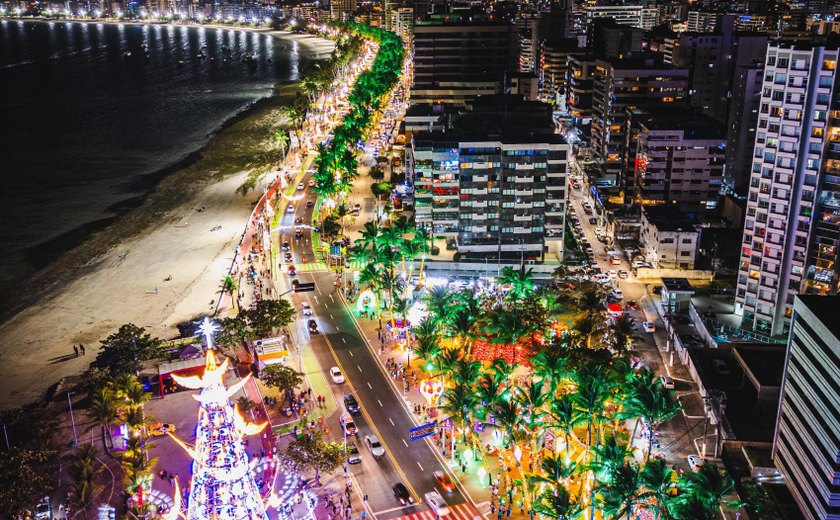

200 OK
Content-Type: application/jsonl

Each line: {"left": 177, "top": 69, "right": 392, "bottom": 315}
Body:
{"left": 372, "top": 506, "right": 416, "bottom": 515}
{"left": 388, "top": 418, "right": 394, "bottom": 426}
{"left": 349, "top": 350, "right": 354, "bottom": 357}
{"left": 377, "top": 399, "right": 383, "bottom": 407}
{"left": 342, "top": 337, "right": 347, "bottom": 344}
{"left": 417, "top": 462, "right": 424, "bottom": 471}
{"left": 314, "top": 295, "right": 319, "bottom": 303}
{"left": 329, "top": 294, "right": 335, "bottom": 302}
{"left": 402, "top": 439, "right": 408, "bottom": 447}
{"left": 336, "top": 326, "right": 340, "bottom": 332}
{"left": 357, "top": 365, "right": 362, "bottom": 372}
{"left": 367, "top": 382, "right": 372, "bottom": 389}
{"left": 330, "top": 313, "right": 334, "bottom": 319}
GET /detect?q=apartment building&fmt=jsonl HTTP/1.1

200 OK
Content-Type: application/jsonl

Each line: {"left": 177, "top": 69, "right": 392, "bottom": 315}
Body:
{"left": 640, "top": 207, "right": 700, "bottom": 269}
{"left": 736, "top": 41, "right": 840, "bottom": 336}
{"left": 591, "top": 55, "right": 688, "bottom": 188}
{"left": 408, "top": 96, "right": 569, "bottom": 259}
{"left": 541, "top": 39, "right": 577, "bottom": 104}
{"left": 566, "top": 54, "right": 597, "bottom": 137}
{"left": 411, "top": 22, "right": 518, "bottom": 106}
{"left": 390, "top": 7, "right": 414, "bottom": 44}
{"left": 583, "top": 5, "right": 643, "bottom": 30}
{"left": 686, "top": 11, "right": 719, "bottom": 33}
{"left": 632, "top": 110, "right": 726, "bottom": 212}
{"left": 774, "top": 296, "right": 840, "bottom": 520}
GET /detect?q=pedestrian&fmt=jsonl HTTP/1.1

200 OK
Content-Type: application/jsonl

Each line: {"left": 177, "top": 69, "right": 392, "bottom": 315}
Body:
{"left": 80, "top": 344, "right": 85, "bottom": 355}
{"left": 73, "top": 345, "right": 79, "bottom": 357}
{"left": 155, "top": 287, "right": 159, "bottom": 294}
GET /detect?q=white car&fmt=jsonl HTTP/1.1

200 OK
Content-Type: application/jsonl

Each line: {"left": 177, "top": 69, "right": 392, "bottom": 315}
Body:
{"left": 365, "top": 435, "right": 385, "bottom": 458}
{"left": 643, "top": 322, "right": 656, "bottom": 333}
{"left": 297, "top": 182, "right": 304, "bottom": 190}
{"left": 329, "top": 366, "right": 345, "bottom": 384}
{"left": 308, "top": 179, "right": 315, "bottom": 187}
{"left": 286, "top": 204, "right": 295, "bottom": 213}
{"left": 610, "top": 289, "right": 623, "bottom": 301}
{"left": 593, "top": 274, "right": 611, "bottom": 284}
{"left": 633, "top": 259, "right": 650, "bottom": 269}
{"left": 660, "top": 375, "right": 675, "bottom": 389}
{"left": 608, "top": 269, "right": 618, "bottom": 278}
{"left": 424, "top": 491, "right": 450, "bottom": 517}
{"left": 340, "top": 413, "right": 358, "bottom": 436}
{"left": 687, "top": 455, "right": 706, "bottom": 471}
{"left": 301, "top": 303, "right": 313, "bottom": 316}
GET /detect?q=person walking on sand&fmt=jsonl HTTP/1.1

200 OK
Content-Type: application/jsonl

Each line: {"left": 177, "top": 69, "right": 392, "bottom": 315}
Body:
{"left": 73, "top": 345, "right": 79, "bottom": 357}
{"left": 80, "top": 344, "right": 85, "bottom": 356}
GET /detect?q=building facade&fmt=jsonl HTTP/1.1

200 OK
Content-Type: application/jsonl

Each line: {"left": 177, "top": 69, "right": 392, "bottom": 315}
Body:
{"left": 736, "top": 41, "right": 840, "bottom": 336}
{"left": 640, "top": 207, "right": 700, "bottom": 269}
{"left": 774, "top": 296, "right": 840, "bottom": 520}
{"left": 411, "top": 22, "right": 517, "bottom": 106}
{"left": 633, "top": 111, "right": 726, "bottom": 211}
{"left": 408, "top": 97, "right": 569, "bottom": 259}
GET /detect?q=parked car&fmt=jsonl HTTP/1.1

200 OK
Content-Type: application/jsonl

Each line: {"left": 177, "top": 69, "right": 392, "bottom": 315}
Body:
{"left": 608, "top": 269, "right": 618, "bottom": 278}
{"left": 588, "top": 217, "right": 598, "bottom": 224}
{"left": 610, "top": 256, "right": 622, "bottom": 266}
{"left": 306, "top": 200, "right": 314, "bottom": 208}
{"left": 393, "top": 483, "right": 414, "bottom": 505}
{"left": 308, "top": 319, "right": 318, "bottom": 333}
{"left": 618, "top": 269, "right": 629, "bottom": 279}
{"left": 712, "top": 359, "right": 731, "bottom": 375}
{"left": 610, "top": 289, "right": 624, "bottom": 301}
{"left": 308, "top": 179, "right": 316, "bottom": 187}
{"left": 287, "top": 204, "right": 295, "bottom": 213}
{"left": 593, "top": 274, "right": 611, "bottom": 284}
{"left": 633, "top": 260, "right": 650, "bottom": 269}
{"left": 660, "top": 375, "right": 675, "bottom": 389}
{"left": 341, "top": 413, "right": 358, "bottom": 435}
{"left": 297, "top": 183, "right": 304, "bottom": 190}
{"left": 150, "top": 422, "right": 176, "bottom": 437}
{"left": 344, "top": 394, "right": 360, "bottom": 414}
{"left": 282, "top": 241, "right": 291, "bottom": 252}
{"left": 687, "top": 455, "right": 706, "bottom": 471}
{"left": 424, "top": 491, "right": 451, "bottom": 517}
{"left": 365, "top": 434, "right": 385, "bottom": 458}
{"left": 301, "top": 303, "right": 313, "bottom": 316}
{"left": 329, "top": 366, "right": 345, "bottom": 384}
{"left": 346, "top": 442, "right": 362, "bottom": 464}
{"left": 434, "top": 470, "right": 455, "bottom": 492}
{"left": 288, "top": 265, "right": 297, "bottom": 276}
{"left": 643, "top": 322, "right": 656, "bottom": 333}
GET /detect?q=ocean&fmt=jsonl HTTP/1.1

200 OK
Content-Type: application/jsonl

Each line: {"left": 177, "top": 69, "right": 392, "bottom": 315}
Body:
{"left": 0, "top": 20, "right": 306, "bottom": 294}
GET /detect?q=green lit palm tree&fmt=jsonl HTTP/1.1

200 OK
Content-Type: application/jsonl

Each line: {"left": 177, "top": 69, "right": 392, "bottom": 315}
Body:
{"left": 677, "top": 463, "right": 742, "bottom": 513}
{"left": 498, "top": 265, "right": 535, "bottom": 301}
{"left": 550, "top": 394, "right": 584, "bottom": 458}
{"left": 637, "top": 458, "right": 677, "bottom": 519}
{"left": 86, "top": 386, "right": 118, "bottom": 450}
{"left": 273, "top": 128, "right": 289, "bottom": 162}
{"left": 597, "top": 462, "right": 644, "bottom": 520}
{"left": 532, "top": 486, "right": 582, "bottom": 520}
{"left": 439, "top": 383, "right": 478, "bottom": 442}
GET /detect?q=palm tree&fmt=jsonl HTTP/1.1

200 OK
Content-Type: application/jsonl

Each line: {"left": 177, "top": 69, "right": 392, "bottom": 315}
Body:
{"left": 572, "top": 364, "right": 610, "bottom": 448}
{"left": 220, "top": 275, "right": 239, "bottom": 312}
{"left": 412, "top": 228, "right": 432, "bottom": 277}
{"left": 532, "top": 454, "right": 578, "bottom": 490}
{"left": 452, "top": 358, "right": 482, "bottom": 387}
{"left": 549, "top": 395, "right": 583, "bottom": 458}
{"left": 485, "top": 307, "right": 532, "bottom": 348}
{"left": 607, "top": 315, "right": 639, "bottom": 358}
{"left": 572, "top": 313, "right": 605, "bottom": 349}
{"left": 236, "top": 396, "right": 257, "bottom": 414}
{"left": 273, "top": 128, "right": 290, "bottom": 162}
{"left": 623, "top": 385, "right": 681, "bottom": 459}
{"left": 424, "top": 286, "right": 453, "bottom": 326}
{"left": 531, "top": 351, "right": 571, "bottom": 396}
{"left": 678, "top": 463, "right": 742, "bottom": 513}
{"left": 432, "top": 348, "right": 462, "bottom": 383}
{"left": 532, "top": 485, "right": 582, "bottom": 519}
{"left": 498, "top": 265, "right": 535, "bottom": 301}
{"left": 447, "top": 308, "right": 478, "bottom": 355}
{"left": 68, "top": 444, "right": 102, "bottom": 517}
{"left": 474, "top": 373, "right": 502, "bottom": 419}
{"left": 86, "top": 386, "right": 118, "bottom": 450}
{"left": 637, "top": 458, "right": 677, "bottom": 519}
{"left": 335, "top": 203, "right": 351, "bottom": 234}
{"left": 414, "top": 335, "right": 442, "bottom": 372}
{"left": 597, "top": 462, "right": 643, "bottom": 520}
{"left": 589, "top": 434, "right": 630, "bottom": 484}
{"left": 490, "top": 358, "right": 514, "bottom": 388}
{"left": 493, "top": 399, "right": 522, "bottom": 448}
{"left": 439, "top": 383, "right": 478, "bottom": 442}
{"left": 515, "top": 381, "right": 548, "bottom": 451}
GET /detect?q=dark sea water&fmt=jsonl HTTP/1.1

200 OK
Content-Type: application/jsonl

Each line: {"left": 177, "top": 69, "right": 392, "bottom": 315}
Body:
{"left": 0, "top": 20, "right": 306, "bottom": 292}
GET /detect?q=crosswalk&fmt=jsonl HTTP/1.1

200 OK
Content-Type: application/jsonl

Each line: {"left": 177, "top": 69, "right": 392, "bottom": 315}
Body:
{"left": 295, "top": 262, "right": 328, "bottom": 273}
{"left": 389, "top": 502, "right": 480, "bottom": 520}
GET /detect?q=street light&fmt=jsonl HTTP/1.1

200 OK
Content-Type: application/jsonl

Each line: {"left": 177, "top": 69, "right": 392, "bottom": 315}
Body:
{"left": 68, "top": 391, "right": 78, "bottom": 446}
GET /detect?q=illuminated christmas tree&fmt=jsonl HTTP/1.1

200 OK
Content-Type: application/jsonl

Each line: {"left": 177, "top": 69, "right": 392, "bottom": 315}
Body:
{"left": 168, "top": 318, "right": 270, "bottom": 520}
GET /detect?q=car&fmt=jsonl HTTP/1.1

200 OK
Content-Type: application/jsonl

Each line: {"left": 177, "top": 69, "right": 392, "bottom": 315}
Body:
{"left": 33, "top": 497, "right": 51, "bottom": 520}
{"left": 687, "top": 455, "right": 706, "bottom": 471}
{"left": 618, "top": 269, "right": 629, "bottom": 279}
{"left": 633, "top": 259, "right": 650, "bottom": 269}
{"left": 344, "top": 394, "right": 360, "bottom": 414}
{"left": 308, "top": 179, "right": 316, "bottom": 187}
{"left": 282, "top": 241, "right": 290, "bottom": 252}
{"left": 341, "top": 413, "right": 358, "bottom": 435}
{"left": 712, "top": 359, "right": 731, "bottom": 375}
{"left": 353, "top": 203, "right": 361, "bottom": 211}
{"left": 295, "top": 229, "right": 303, "bottom": 239}
{"left": 643, "top": 322, "right": 656, "bottom": 333}
{"left": 424, "top": 491, "right": 450, "bottom": 517}
{"left": 329, "top": 366, "right": 345, "bottom": 384}
{"left": 301, "top": 303, "right": 313, "bottom": 316}
{"left": 588, "top": 217, "right": 598, "bottom": 225}
{"left": 284, "top": 252, "right": 293, "bottom": 262}
{"left": 308, "top": 319, "right": 318, "bottom": 333}
{"left": 660, "top": 375, "right": 675, "bottom": 389}
{"left": 608, "top": 269, "right": 618, "bottom": 278}
{"left": 393, "top": 483, "right": 414, "bottom": 505}
{"left": 593, "top": 274, "right": 611, "bottom": 284}
{"left": 288, "top": 265, "right": 297, "bottom": 276}
{"left": 610, "top": 256, "right": 622, "bottom": 266}
{"left": 150, "top": 422, "right": 176, "bottom": 437}
{"left": 306, "top": 200, "right": 314, "bottom": 208}
{"left": 346, "top": 442, "right": 362, "bottom": 464}
{"left": 610, "top": 289, "right": 623, "bottom": 301}
{"left": 297, "top": 182, "right": 304, "bottom": 190}
{"left": 365, "top": 434, "right": 385, "bottom": 458}
{"left": 434, "top": 470, "right": 455, "bottom": 492}
{"left": 286, "top": 204, "right": 295, "bottom": 213}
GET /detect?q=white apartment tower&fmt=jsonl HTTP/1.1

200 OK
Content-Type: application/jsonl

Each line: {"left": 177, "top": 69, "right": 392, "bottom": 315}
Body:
{"left": 736, "top": 41, "right": 840, "bottom": 336}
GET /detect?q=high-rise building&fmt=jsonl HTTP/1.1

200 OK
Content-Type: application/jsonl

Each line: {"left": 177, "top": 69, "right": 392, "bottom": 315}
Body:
{"left": 736, "top": 41, "right": 840, "bottom": 336}
{"left": 408, "top": 96, "right": 569, "bottom": 260}
{"left": 590, "top": 55, "right": 688, "bottom": 189}
{"left": 590, "top": 18, "right": 643, "bottom": 60}
{"left": 583, "top": 5, "right": 644, "bottom": 31}
{"left": 724, "top": 62, "right": 764, "bottom": 194}
{"left": 390, "top": 7, "right": 414, "bottom": 44}
{"left": 686, "top": 10, "right": 719, "bottom": 33}
{"left": 411, "top": 22, "right": 518, "bottom": 106}
{"left": 330, "top": 0, "right": 354, "bottom": 20}
{"left": 631, "top": 110, "right": 726, "bottom": 212}
{"left": 774, "top": 295, "right": 840, "bottom": 520}
{"left": 541, "top": 39, "right": 577, "bottom": 105}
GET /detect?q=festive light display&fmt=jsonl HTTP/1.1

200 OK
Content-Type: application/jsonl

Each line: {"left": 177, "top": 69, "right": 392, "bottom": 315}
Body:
{"left": 169, "top": 350, "right": 270, "bottom": 520}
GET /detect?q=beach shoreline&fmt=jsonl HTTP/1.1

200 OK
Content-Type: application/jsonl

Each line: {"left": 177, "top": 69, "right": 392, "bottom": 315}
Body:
{"left": 0, "top": 23, "right": 334, "bottom": 409}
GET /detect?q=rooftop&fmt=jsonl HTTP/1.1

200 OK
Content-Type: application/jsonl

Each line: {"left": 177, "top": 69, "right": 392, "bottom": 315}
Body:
{"left": 662, "top": 277, "right": 694, "bottom": 292}
{"left": 638, "top": 110, "right": 725, "bottom": 140}
{"left": 642, "top": 206, "right": 698, "bottom": 232}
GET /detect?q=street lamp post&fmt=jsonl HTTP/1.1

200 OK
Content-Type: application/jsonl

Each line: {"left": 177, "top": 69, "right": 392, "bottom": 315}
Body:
{"left": 68, "top": 391, "right": 78, "bottom": 446}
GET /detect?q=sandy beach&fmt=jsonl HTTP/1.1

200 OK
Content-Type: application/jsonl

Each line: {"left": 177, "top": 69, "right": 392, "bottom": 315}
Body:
{"left": 0, "top": 26, "right": 334, "bottom": 409}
